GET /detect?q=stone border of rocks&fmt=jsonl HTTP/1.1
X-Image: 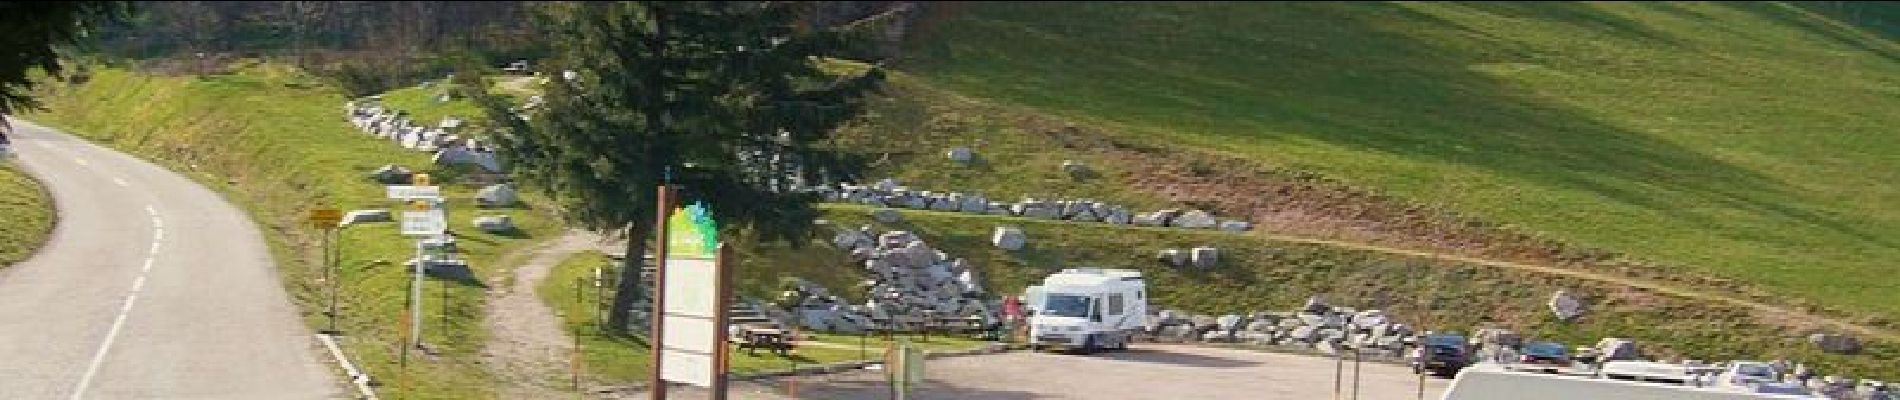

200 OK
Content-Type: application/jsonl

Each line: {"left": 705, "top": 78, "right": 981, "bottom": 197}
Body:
{"left": 818, "top": 179, "right": 1252, "bottom": 232}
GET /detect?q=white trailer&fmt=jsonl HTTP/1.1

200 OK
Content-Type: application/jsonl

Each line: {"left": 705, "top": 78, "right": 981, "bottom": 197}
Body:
{"left": 1023, "top": 268, "right": 1147, "bottom": 353}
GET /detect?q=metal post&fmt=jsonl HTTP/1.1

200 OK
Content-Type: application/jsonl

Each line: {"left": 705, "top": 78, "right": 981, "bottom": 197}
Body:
{"left": 1416, "top": 363, "right": 1426, "bottom": 400}
{"left": 410, "top": 239, "right": 425, "bottom": 350}
{"left": 1352, "top": 347, "right": 1362, "bottom": 400}
{"left": 1334, "top": 349, "right": 1343, "bottom": 400}
{"left": 441, "top": 277, "right": 450, "bottom": 343}
{"left": 328, "top": 228, "right": 341, "bottom": 334}
{"left": 575, "top": 277, "right": 584, "bottom": 393}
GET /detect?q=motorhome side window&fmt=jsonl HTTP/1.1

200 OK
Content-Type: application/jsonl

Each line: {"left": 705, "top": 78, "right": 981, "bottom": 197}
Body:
{"left": 1108, "top": 293, "right": 1125, "bottom": 315}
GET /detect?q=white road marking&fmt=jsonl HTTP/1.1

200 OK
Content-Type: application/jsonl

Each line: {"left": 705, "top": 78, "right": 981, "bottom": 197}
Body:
{"left": 111, "top": 178, "right": 129, "bottom": 187}
{"left": 71, "top": 207, "right": 166, "bottom": 400}
{"left": 73, "top": 157, "right": 88, "bottom": 166}
{"left": 34, "top": 141, "right": 52, "bottom": 149}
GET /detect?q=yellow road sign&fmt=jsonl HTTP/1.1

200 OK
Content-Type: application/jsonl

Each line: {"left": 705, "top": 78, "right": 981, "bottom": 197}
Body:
{"left": 308, "top": 208, "right": 342, "bottom": 228}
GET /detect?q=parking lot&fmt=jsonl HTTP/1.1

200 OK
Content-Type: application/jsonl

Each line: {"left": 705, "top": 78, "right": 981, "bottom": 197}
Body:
{"left": 632, "top": 343, "right": 1452, "bottom": 399}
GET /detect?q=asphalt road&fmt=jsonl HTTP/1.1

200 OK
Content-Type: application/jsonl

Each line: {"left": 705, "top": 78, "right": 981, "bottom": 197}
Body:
{"left": 0, "top": 120, "right": 337, "bottom": 399}
{"left": 623, "top": 343, "right": 1451, "bottom": 400}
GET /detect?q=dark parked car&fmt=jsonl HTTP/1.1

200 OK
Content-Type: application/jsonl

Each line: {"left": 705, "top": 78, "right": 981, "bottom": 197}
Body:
{"left": 1514, "top": 341, "right": 1571, "bottom": 373}
{"left": 1414, "top": 333, "right": 1471, "bottom": 377}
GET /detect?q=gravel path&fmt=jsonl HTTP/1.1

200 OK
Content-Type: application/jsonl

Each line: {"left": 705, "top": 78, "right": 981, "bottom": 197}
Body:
{"left": 481, "top": 231, "right": 604, "bottom": 399}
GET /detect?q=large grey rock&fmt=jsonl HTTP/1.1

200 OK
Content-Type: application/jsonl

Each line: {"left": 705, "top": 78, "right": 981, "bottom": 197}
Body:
{"left": 1172, "top": 210, "right": 1219, "bottom": 229}
{"left": 931, "top": 194, "right": 961, "bottom": 211}
{"left": 369, "top": 165, "right": 413, "bottom": 184}
{"left": 473, "top": 215, "right": 515, "bottom": 233}
{"left": 991, "top": 226, "right": 1026, "bottom": 251}
{"left": 1548, "top": 290, "right": 1585, "bottom": 321}
{"left": 985, "top": 202, "right": 1014, "bottom": 216}
{"left": 874, "top": 178, "right": 901, "bottom": 192}
{"left": 1132, "top": 212, "right": 1166, "bottom": 226}
{"left": 1156, "top": 249, "right": 1188, "bottom": 267}
{"left": 476, "top": 184, "right": 518, "bottom": 207}
{"left": 1103, "top": 208, "right": 1133, "bottom": 224}
{"left": 1061, "top": 160, "right": 1088, "bottom": 177}
{"left": 947, "top": 147, "right": 973, "bottom": 163}
{"left": 833, "top": 229, "right": 872, "bottom": 250}
{"left": 872, "top": 208, "right": 903, "bottom": 223}
{"left": 1190, "top": 247, "right": 1219, "bottom": 268}
{"left": 1810, "top": 334, "right": 1862, "bottom": 354}
{"left": 342, "top": 209, "right": 392, "bottom": 225}
{"left": 1015, "top": 201, "right": 1060, "bottom": 219}
{"left": 959, "top": 194, "right": 989, "bottom": 213}
{"left": 1219, "top": 220, "right": 1252, "bottom": 231}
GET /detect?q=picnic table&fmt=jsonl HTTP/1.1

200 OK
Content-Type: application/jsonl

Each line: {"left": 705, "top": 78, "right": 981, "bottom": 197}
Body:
{"left": 734, "top": 327, "right": 792, "bottom": 356}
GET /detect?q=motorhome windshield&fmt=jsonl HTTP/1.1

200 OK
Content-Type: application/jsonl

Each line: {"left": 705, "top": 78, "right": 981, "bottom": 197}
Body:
{"left": 1043, "top": 294, "right": 1092, "bottom": 318}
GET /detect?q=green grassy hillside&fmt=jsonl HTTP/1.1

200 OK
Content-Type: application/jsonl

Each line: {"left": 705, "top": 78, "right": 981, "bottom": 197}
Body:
{"left": 0, "top": 163, "right": 53, "bottom": 267}
{"left": 27, "top": 63, "right": 558, "bottom": 399}
{"left": 901, "top": 2, "right": 1900, "bottom": 319}
{"left": 822, "top": 205, "right": 1899, "bottom": 377}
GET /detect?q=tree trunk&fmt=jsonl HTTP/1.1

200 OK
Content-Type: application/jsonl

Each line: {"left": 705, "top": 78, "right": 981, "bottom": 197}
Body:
{"left": 606, "top": 217, "right": 654, "bottom": 335}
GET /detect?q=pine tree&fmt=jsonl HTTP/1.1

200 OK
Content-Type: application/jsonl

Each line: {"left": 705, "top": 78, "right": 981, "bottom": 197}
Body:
{"left": 0, "top": 1, "right": 126, "bottom": 131}
{"left": 465, "top": 1, "right": 883, "bottom": 334}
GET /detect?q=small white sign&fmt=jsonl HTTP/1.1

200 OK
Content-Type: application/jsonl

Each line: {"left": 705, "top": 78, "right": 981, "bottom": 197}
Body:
{"left": 660, "top": 351, "right": 715, "bottom": 387}
{"left": 385, "top": 185, "right": 441, "bottom": 200}
{"left": 663, "top": 259, "right": 718, "bottom": 315}
{"left": 400, "top": 210, "right": 447, "bottom": 236}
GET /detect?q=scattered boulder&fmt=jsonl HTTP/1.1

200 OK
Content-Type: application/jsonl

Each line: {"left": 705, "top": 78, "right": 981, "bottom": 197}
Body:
{"left": 991, "top": 226, "right": 1027, "bottom": 251}
{"left": 473, "top": 215, "right": 515, "bottom": 233}
{"left": 1219, "top": 220, "right": 1252, "bottom": 232}
{"left": 1171, "top": 210, "right": 1219, "bottom": 229}
{"left": 958, "top": 194, "right": 989, "bottom": 213}
{"left": 833, "top": 228, "right": 873, "bottom": 250}
{"left": 946, "top": 147, "right": 973, "bottom": 163}
{"left": 1190, "top": 247, "right": 1219, "bottom": 268}
{"left": 1810, "top": 334, "right": 1862, "bottom": 355}
{"left": 872, "top": 208, "right": 903, "bottom": 223}
{"left": 1548, "top": 290, "right": 1585, "bottom": 321}
{"left": 476, "top": 184, "right": 518, "bottom": 207}
{"left": 369, "top": 165, "right": 413, "bottom": 184}
{"left": 1156, "top": 249, "right": 1188, "bottom": 267}
{"left": 1132, "top": 212, "right": 1167, "bottom": 227}
{"left": 342, "top": 210, "right": 392, "bottom": 225}
{"left": 930, "top": 194, "right": 961, "bottom": 212}
{"left": 1061, "top": 160, "right": 1088, "bottom": 177}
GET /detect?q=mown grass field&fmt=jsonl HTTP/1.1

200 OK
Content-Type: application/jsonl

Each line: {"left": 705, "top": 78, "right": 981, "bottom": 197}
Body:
{"left": 0, "top": 163, "right": 53, "bottom": 267}
{"left": 901, "top": 2, "right": 1900, "bottom": 320}
{"left": 28, "top": 62, "right": 559, "bottom": 399}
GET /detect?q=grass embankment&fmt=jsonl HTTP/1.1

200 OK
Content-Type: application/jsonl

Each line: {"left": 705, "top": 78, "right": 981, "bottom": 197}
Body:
{"left": 900, "top": 1, "right": 1900, "bottom": 321}
{"left": 28, "top": 62, "right": 558, "bottom": 399}
{"left": 0, "top": 163, "right": 54, "bottom": 267}
{"left": 818, "top": 204, "right": 1900, "bottom": 378}
{"left": 540, "top": 251, "right": 990, "bottom": 387}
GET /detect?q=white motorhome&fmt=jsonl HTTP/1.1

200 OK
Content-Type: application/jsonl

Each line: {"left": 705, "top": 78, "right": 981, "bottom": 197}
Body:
{"left": 1023, "top": 268, "right": 1147, "bottom": 353}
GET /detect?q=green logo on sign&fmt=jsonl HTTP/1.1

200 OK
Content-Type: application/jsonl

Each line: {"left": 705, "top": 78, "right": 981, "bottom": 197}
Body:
{"left": 666, "top": 202, "right": 718, "bottom": 260}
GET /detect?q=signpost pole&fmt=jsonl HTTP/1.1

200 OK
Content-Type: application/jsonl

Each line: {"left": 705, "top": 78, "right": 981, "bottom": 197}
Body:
{"left": 309, "top": 208, "right": 343, "bottom": 334}
{"left": 410, "top": 236, "right": 425, "bottom": 350}
{"left": 1352, "top": 347, "right": 1362, "bottom": 400}
{"left": 711, "top": 244, "right": 732, "bottom": 400}
{"left": 648, "top": 185, "right": 673, "bottom": 400}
